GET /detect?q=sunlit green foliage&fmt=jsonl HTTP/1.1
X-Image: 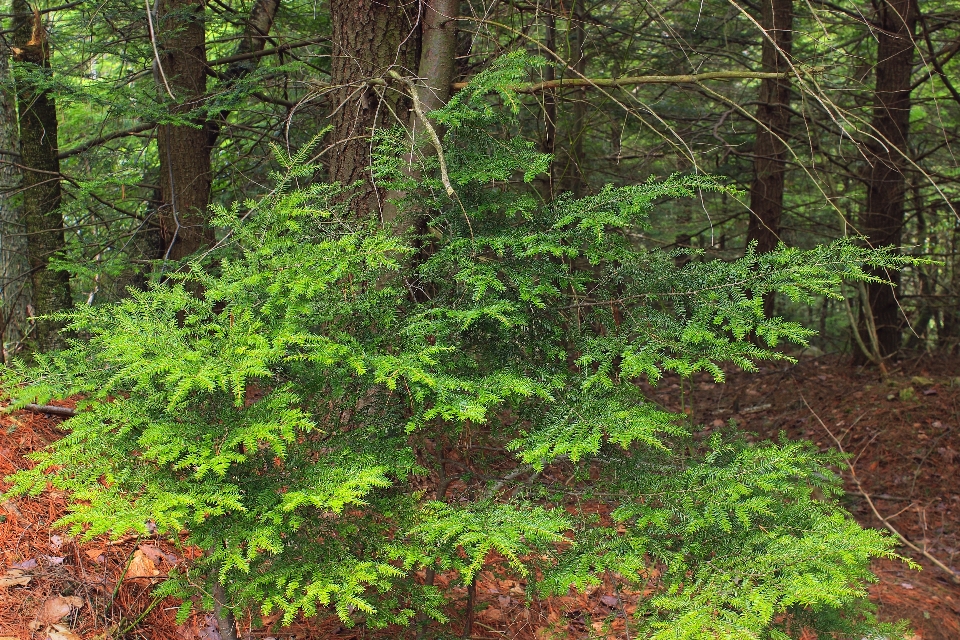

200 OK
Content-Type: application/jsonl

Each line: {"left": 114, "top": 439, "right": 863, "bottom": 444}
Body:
{"left": 3, "top": 56, "right": 913, "bottom": 638}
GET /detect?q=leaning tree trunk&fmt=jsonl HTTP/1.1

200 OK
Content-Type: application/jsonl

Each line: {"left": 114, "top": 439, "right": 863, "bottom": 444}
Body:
{"left": 746, "top": 0, "right": 793, "bottom": 255}
{"left": 155, "top": 0, "right": 213, "bottom": 262}
{"left": 0, "top": 35, "right": 29, "bottom": 358}
{"left": 328, "top": 0, "right": 420, "bottom": 217}
{"left": 856, "top": 0, "right": 917, "bottom": 361}
{"left": 12, "top": 0, "right": 71, "bottom": 351}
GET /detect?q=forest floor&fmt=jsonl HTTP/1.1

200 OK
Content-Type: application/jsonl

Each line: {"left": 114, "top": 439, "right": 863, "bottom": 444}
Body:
{"left": 1, "top": 355, "right": 958, "bottom": 640}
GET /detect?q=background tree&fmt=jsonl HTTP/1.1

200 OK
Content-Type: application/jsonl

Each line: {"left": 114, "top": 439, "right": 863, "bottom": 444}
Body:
{"left": 328, "top": 0, "right": 419, "bottom": 216}
{"left": 154, "top": 0, "right": 213, "bottom": 262}
{"left": 856, "top": 0, "right": 919, "bottom": 360}
{"left": 746, "top": 0, "right": 793, "bottom": 257}
{"left": 12, "top": 0, "right": 70, "bottom": 350}
{"left": 0, "top": 33, "right": 27, "bottom": 357}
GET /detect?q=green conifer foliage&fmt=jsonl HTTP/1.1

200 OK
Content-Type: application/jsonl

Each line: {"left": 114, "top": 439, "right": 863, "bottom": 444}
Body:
{"left": 3, "top": 56, "right": 914, "bottom": 638}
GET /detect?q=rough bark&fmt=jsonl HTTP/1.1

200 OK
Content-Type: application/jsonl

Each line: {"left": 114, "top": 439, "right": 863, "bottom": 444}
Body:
{"left": 329, "top": 0, "right": 420, "bottom": 217}
{"left": 746, "top": 0, "right": 793, "bottom": 255}
{"left": 12, "top": 0, "right": 71, "bottom": 351}
{"left": 0, "top": 36, "right": 29, "bottom": 358}
{"left": 857, "top": 0, "right": 917, "bottom": 360}
{"left": 155, "top": 0, "right": 213, "bottom": 261}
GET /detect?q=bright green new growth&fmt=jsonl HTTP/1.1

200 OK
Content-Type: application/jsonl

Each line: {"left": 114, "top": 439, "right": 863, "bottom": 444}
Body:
{"left": 4, "top": 55, "right": 912, "bottom": 638}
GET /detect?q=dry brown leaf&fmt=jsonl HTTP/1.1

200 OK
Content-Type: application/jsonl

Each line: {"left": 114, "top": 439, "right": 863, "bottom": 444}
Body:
{"left": 139, "top": 543, "right": 178, "bottom": 565}
{"left": 0, "top": 568, "right": 32, "bottom": 587}
{"left": 47, "top": 624, "right": 83, "bottom": 640}
{"left": 34, "top": 595, "right": 84, "bottom": 626}
{"left": 84, "top": 547, "right": 106, "bottom": 563}
{"left": 1, "top": 499, "right": 22, "bottom": 518}
{"left": 125, "top": 549, "right": 160, "bottom": 580}
{"left": 479, "top": 607, "right": 503, "bottom": 622}
{"left": 599, "top": 594, "right": 619, "bottom": 607}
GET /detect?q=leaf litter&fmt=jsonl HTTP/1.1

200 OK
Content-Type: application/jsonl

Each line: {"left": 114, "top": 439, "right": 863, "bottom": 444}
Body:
{"left": 0, "top": 356, "right": 958, "bottom": 639}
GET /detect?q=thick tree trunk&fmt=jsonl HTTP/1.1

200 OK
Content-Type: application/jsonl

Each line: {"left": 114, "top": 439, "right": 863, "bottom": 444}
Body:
{"left": 329, "top": 0, "right": 420, "bottom": 217}
{"left": 0, "top": 39, "right": 29, "bottom": 358}
{"left": 746, "top": 0, "right": 793, "bottom": 255}
{"left": 857, "top": 0, "right": 917, "bottom": 360}
{"left": 12, "top": 0, "right": 71, "bottom": 351}
{"left": 155, "top": 0, "right": 213, "bottom": 262}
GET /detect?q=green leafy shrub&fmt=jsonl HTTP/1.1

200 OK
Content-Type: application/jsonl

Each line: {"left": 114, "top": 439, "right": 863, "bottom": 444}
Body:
{"left": 3, "top": 55, "right": 912, "bottom": 638}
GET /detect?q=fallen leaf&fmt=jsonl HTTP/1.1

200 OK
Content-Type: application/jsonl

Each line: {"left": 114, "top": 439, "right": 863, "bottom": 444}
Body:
{"left": 0, "top": 573, "right": 33, "bottom": 587}
{"left": 125, "top": 549, "right": 160, "bottom": 580}
{"left": 198, "top": 613, "right": 223, "bottom": 640}
{"left": 43, "top": 555, "right": 66, "bottom": 565}
{"left": 33, "top": 595, "right": 84, "bottom": 627}
{"left": 1, "top": 500, "right": 22, "bottom": 518}
{"left": 47, "top": 624, "right": 83, "bottom": 640}
{"left": 49, "top": 535, "right": 64, "bottom": 551}
{"left": 12, "top": 558, "right": 38, "bottom": 570}
{"left": 600, "top": 595, "right": 619, "bottom": 607}
{"left": 900, "top": 582, "right": 914, "bottom": 590}
{"left": 139, "top": 543, "right": 179, "bottom": 565}
{"left": 84, "top": 547, "right": 106, "bottom": 563}
{"left": 479, "top": 607, "right": 503, "bottom": 622}
{"left": 0, "top": 569, "right": 32, "bottom": 587}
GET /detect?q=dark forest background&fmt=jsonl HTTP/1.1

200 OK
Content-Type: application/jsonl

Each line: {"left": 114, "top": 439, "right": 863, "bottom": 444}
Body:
{"left": 0, "top": 0, "right": 956, "bottom": 363}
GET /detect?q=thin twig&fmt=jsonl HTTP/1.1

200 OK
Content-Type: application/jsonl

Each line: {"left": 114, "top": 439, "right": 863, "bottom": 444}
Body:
{"left": 145, "top": 0, "right": 175, "bottom": 100}
{"left": 388, "top": 70, "right": 455, "bottom": 197}
{"left": 800, "top": 393, "right": 960, "bottom": 584}
{"left": 451, "top": 70, "right": 801, "bottom": 93}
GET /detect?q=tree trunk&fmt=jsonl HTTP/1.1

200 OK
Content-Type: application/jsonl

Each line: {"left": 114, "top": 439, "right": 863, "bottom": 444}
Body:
{"left": 328, "top": 0, "right": 420, "bottom": 217}
{"left": 857, "top": 0, "right": 917, "bottom": 360}
{"left": 0, "top": 36, "right": 29, "bottom": 358}
{"left": 417, "top": 0, "right": 457, "bottom": 115}
{"left": 746, "top": 0, "right": 793, "bottom": 255}
{"left": 155, "top": 0, "right": 213, "bottom": 262}
{"left": 12, "top": 0, "right": 71, "bottom": 351}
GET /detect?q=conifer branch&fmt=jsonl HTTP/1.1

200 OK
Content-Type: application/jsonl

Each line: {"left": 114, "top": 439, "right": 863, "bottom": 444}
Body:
{"left": 57, "top": 123, "right": 157, "bottom": 160}
{"left": 206, "top": 37, "right": 325, "bottom": 68}
{"left": 451, "top": 70, "right": 808, "bottom": 93}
